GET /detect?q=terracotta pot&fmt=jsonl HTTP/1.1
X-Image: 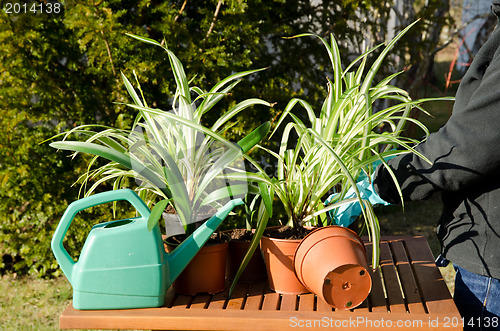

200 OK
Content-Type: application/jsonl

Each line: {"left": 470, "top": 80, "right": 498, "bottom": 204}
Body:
{"left": 165, "top": 237, "right": 228, "bottom": 295}
{"left": 260, "top": 235, "right": 309, "bottom": 294}
{"left": 226, "top": 239, "right": 267, "bottom": 283}
{"left": 294, "top": 226, "right": 372, "bottom": 310}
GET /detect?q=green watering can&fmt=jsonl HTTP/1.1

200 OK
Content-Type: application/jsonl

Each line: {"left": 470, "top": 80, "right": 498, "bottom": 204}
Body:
{"left": 51, "top": 189, "right": 243, "bottom": 310}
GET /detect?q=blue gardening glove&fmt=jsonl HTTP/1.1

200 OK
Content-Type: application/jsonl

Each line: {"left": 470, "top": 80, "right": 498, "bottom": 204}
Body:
{"left": 325, "top": 173, "right": 390, "bottom": 227}
{"left": 325, "top": 189, "right": 362, "bottom": 228}
{"left": 325, "top": 153, "right": 397, "bottom": 227}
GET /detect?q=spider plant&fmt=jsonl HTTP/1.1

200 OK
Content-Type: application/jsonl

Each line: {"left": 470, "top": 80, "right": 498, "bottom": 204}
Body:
{"left": 230, "top": 21, "right": 453, "bottom": 285}
{"left": 49, "top": 34, "right": 272, "bottom": 237}
{"left": 264, "top": 23, "right": 433, "bottom": 233}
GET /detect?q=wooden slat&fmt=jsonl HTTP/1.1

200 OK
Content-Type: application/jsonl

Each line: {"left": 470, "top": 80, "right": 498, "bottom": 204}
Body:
{"left": 225, "top": 283, "right": 248, "bottom": 310}
{"left": 243, "top": 281, "right": 265, "bottom": 310}
{"left": 280, "top": 294, "right": 297, "bottom": 311}
{"left": 189, "top": 294, "right": 211, "bottom": 309}
{"left": 206, "top": 290, "right": 228, "bottom": 310}
{"left": 404, "top": 236, "right": 458, "bottom": 315}
{"left": 365, "top": 242, "right": 387, "bottom": 312}
{"left": 354, "top": 297, "right": 369, "bottom": 312}
{"left": 298, "top": 293, "right": 315, "bottom": 311}
{"left": 367, "top": 268, "right": 387, "bottom": 312}
{"left": 379, "top": 242, "right": 406, "bottom": 313}
{"left": 261, "top": 292, "right": 280, "bottom": 310}
{"left": 170, "top": 294, "right": 192, "bottom": 309}
{"left": 390, "top": 239, "right": 426, "bottom": 314}
{"left": 316, "top": 296, "right": 333, "bottom": 312}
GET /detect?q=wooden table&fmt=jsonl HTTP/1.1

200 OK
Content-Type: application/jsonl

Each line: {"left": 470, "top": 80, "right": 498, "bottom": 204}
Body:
{"left": 58, "top": 236, "right": 462, "bottom": 330}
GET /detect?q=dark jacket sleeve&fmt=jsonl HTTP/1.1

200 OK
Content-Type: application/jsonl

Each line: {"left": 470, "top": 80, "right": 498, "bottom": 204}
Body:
{"left": 374, "top": 23, "right": 500, "bottom": 204}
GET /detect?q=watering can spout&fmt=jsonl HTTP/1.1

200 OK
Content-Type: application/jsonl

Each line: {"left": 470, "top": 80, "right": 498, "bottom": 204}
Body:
{"left": 164, "top": 198, "right": 244, "bottom": 284}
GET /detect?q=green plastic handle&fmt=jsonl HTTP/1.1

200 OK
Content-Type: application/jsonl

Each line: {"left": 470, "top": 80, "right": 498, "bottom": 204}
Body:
{"left": 51, "top": 189, "right": 151, "bottom": 285}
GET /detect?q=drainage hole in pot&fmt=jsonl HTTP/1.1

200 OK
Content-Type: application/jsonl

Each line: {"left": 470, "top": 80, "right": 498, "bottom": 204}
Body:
{"left": 360, "top": 270, "right": 366, "bottom": 276}
{"left": 342, "top": 282, "right": 351, "bottom": 290}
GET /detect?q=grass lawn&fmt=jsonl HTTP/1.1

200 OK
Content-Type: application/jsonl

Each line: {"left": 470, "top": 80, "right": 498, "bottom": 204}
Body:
{"left": 0, "top": 275, "right": 72, "bottom": 330}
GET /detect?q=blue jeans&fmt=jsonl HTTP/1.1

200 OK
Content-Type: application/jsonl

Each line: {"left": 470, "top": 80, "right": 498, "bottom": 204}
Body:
{"left": 454, "top": 265, "right": 500, "bottom": 330}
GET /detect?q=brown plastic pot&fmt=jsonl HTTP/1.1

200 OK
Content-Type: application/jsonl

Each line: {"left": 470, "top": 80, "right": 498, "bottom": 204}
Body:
{"left": 260, "top": 235, "right": 309, "bottom": 294}
{"left": 165, "top": 237, "right": 228, "bottom": 295}
{"left": 294, "top": 226, "right": 372, "bottom": 310}
{"left": 226, "top": 239, "right": 267, "bottom": 283}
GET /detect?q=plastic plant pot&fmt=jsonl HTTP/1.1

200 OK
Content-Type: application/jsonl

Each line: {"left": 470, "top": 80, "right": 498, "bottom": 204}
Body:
{"left": 294, "top": 226, "right": 372, "bottom": 310}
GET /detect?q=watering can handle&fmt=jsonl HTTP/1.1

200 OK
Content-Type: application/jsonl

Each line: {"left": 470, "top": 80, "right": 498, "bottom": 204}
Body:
{"left": 51, "top": 189, "right": 151, "bottom": 285}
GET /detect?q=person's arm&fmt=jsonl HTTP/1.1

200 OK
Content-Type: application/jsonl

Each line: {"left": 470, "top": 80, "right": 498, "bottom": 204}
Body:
{"left": 374, "top": 26, "right": 500, "bottom": 203}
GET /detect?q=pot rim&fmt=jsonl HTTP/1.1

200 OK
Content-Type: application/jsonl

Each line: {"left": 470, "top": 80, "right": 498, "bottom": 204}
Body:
{"left": 260, "top": 225, "right": 315, "bottom": 243}
{"left": 162, "top": 234, "right": 229, "bottom": 250}
{"left": 294, "top": 225, "right": 366, "bottom": 256}
{"left": 260, "top": 235, "right": 304, "bottom": 244}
